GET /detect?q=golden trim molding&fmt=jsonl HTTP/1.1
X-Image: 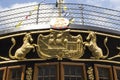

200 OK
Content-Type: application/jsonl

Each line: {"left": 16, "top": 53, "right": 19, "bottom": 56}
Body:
{"left": 0, "top": 29, "right": 119, "bottom": 40}
{"left": 0, "top": 59, "right": 120, "bottom": 64}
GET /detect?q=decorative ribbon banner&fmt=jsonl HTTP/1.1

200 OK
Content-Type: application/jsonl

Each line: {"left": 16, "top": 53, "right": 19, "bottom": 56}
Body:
{"left": 15, "top": 5, "right": 38, "bottom": 28}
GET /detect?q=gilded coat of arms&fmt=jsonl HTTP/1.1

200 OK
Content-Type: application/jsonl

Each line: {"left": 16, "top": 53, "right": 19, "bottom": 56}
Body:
{"left": 37, "top": 29, "right": 85, "bottom": 60}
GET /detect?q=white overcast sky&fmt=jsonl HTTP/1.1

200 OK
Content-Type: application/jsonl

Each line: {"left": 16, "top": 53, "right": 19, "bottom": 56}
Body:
{"left": 0, "top": 0, "right": 120, "bottom": 11}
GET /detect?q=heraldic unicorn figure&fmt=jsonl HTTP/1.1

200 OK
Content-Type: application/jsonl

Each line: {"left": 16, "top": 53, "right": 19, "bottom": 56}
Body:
{"left": 84, "top": 31, "right": 109, "bottom": 59}
{"left": 9, "top": 33, "right": 38, "bottom": 60}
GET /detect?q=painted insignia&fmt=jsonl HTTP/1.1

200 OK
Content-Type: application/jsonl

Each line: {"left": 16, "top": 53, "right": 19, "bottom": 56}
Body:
{"left": 37, "top": 29, "right": 85, "bottom": 60}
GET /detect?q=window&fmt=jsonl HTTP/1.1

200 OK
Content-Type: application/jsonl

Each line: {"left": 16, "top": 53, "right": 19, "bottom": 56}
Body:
{"left": 94, "top": 64, "right": 113, "bottom": 80}
{"left": 61, "top": 62, "right": 87, "bottom": 80}
{"left": 6, "top": 65, "right": 25, "bottom": 80}
{"left": 0, "top": 67, "right": 6, "bottom": 80}
{"left": 34, "top": 63, "right": 59, "bottom": 80}
{"left": 113, "top": 66, "right": 120, "bottom": 80}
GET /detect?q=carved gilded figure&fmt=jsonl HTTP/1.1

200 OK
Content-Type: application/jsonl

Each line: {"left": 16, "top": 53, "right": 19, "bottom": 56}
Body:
{"left": 37, "top": 29, "right": 85, "bottom": 60}
{"left": 9, "top": 33, "right": 38, "bottom": 60}
{"left": 84, "top": 31, "right": 109, "bottom": 59}
{"left": 87, "top": 66, "right": 94, "bottom": 80}
{"left": 108, "top": 47, "right": 120, "bottom": 60}
{"left": 26, "top": 67, "right": 33, "bottom": 80}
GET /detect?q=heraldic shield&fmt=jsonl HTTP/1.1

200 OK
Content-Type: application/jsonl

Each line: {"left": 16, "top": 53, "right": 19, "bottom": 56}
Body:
{"left": 37, "top": 29, "right": 85, "bottom": 60}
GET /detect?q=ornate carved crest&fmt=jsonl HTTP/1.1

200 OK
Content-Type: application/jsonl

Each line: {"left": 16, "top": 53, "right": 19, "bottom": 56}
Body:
{"left": 37, "top": 29, "right": 85, "bottom": 60}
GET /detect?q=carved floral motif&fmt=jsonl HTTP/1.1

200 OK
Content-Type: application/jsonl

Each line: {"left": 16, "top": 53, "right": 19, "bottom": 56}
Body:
{"left": 87, "top": 66, "right": 94, "bottom": 80}
{"left": 26, "top": 67, "right": 33, "bottom": 80}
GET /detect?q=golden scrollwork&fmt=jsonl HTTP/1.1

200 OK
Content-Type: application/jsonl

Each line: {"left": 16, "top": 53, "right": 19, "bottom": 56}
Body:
{"left": 0, "top": 56, "right": 10, "bottom": 61}
{"left": 26, "top": 67, "right": 33, "bottom": 80}
{"left": 37, "top": 29, "right": 85, "bottom": 60}
{"left": 108, "top": 47, "right": 120, "bottom": 60}
{"left": 84, "top": 31, "right": 109, "bottom": 59}
{"left": 87, "top": 66, "right": 94, "bottom": 80}
{"left": 9, "top": 33, "right": 38, "bottom": 60}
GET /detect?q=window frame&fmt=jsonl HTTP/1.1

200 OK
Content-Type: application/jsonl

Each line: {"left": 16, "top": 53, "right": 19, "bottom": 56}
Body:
{"left": 33, "top": 62, "right": 59, "bottom": 80}
{"left": 113, "top": 66, "right": 120, "bottom": 80}
{"left": 94, "top": 64, "right": 113, "bottom": 80}
{"left": 0, "top": 67, "right": 6, "bottom": 80}
{"left": 6, "top": 65, "right": 26, "bottom": 80}
{"left": 60, "top": 62, "right": 87, "bottom": 80}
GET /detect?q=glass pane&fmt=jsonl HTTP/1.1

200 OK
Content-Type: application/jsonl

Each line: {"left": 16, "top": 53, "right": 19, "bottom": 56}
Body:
{"left": 38, "top": 67, "right": 43, "bottom": 75}
{"left": 44, "top": 68, "right": 49, "bottom": 75}
{"left": 116, "top": 70, "right": 120, "bottom": 80}
{"left": 38, "top": 77, "right": 42, "bottom": 80}
{"left": 71, "top": 67, "right": 76, "bottom": 75}
{"left": 49, "top": 66, "right": 56, "bottom": 75}
{"left": 65, "top": 66, "right": 83, "bottom": 75}
{"left": 37, "top": 65, "right": 57, "bottom": 80}
{"left": 64, "top": 65, "right": 84, "bottom": 80}
{"left": 10, "top": 68, "right": 22, "bottom": 80}
{"left": 64, "top": 66, "right": 70, "bottom": 75}
{"left": 98, "top": 67, "right": 110, "bottom": 80}
{"left": 76, "top": 67, "right": 83, "bottom": 75}
{"left": 65, "top": 77, "right": 70, "bottom": 80}
{"left": 77, "top": 77, "right": 82, "bottom": 80}
{"left": 50, "top": 77, "right": 56, "bottom": 80}
{"left": 44, "top": 77, "right": 49, "bottom": 80}
{"left": 71, "top": 77, "right": 76, "bottom": 80}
